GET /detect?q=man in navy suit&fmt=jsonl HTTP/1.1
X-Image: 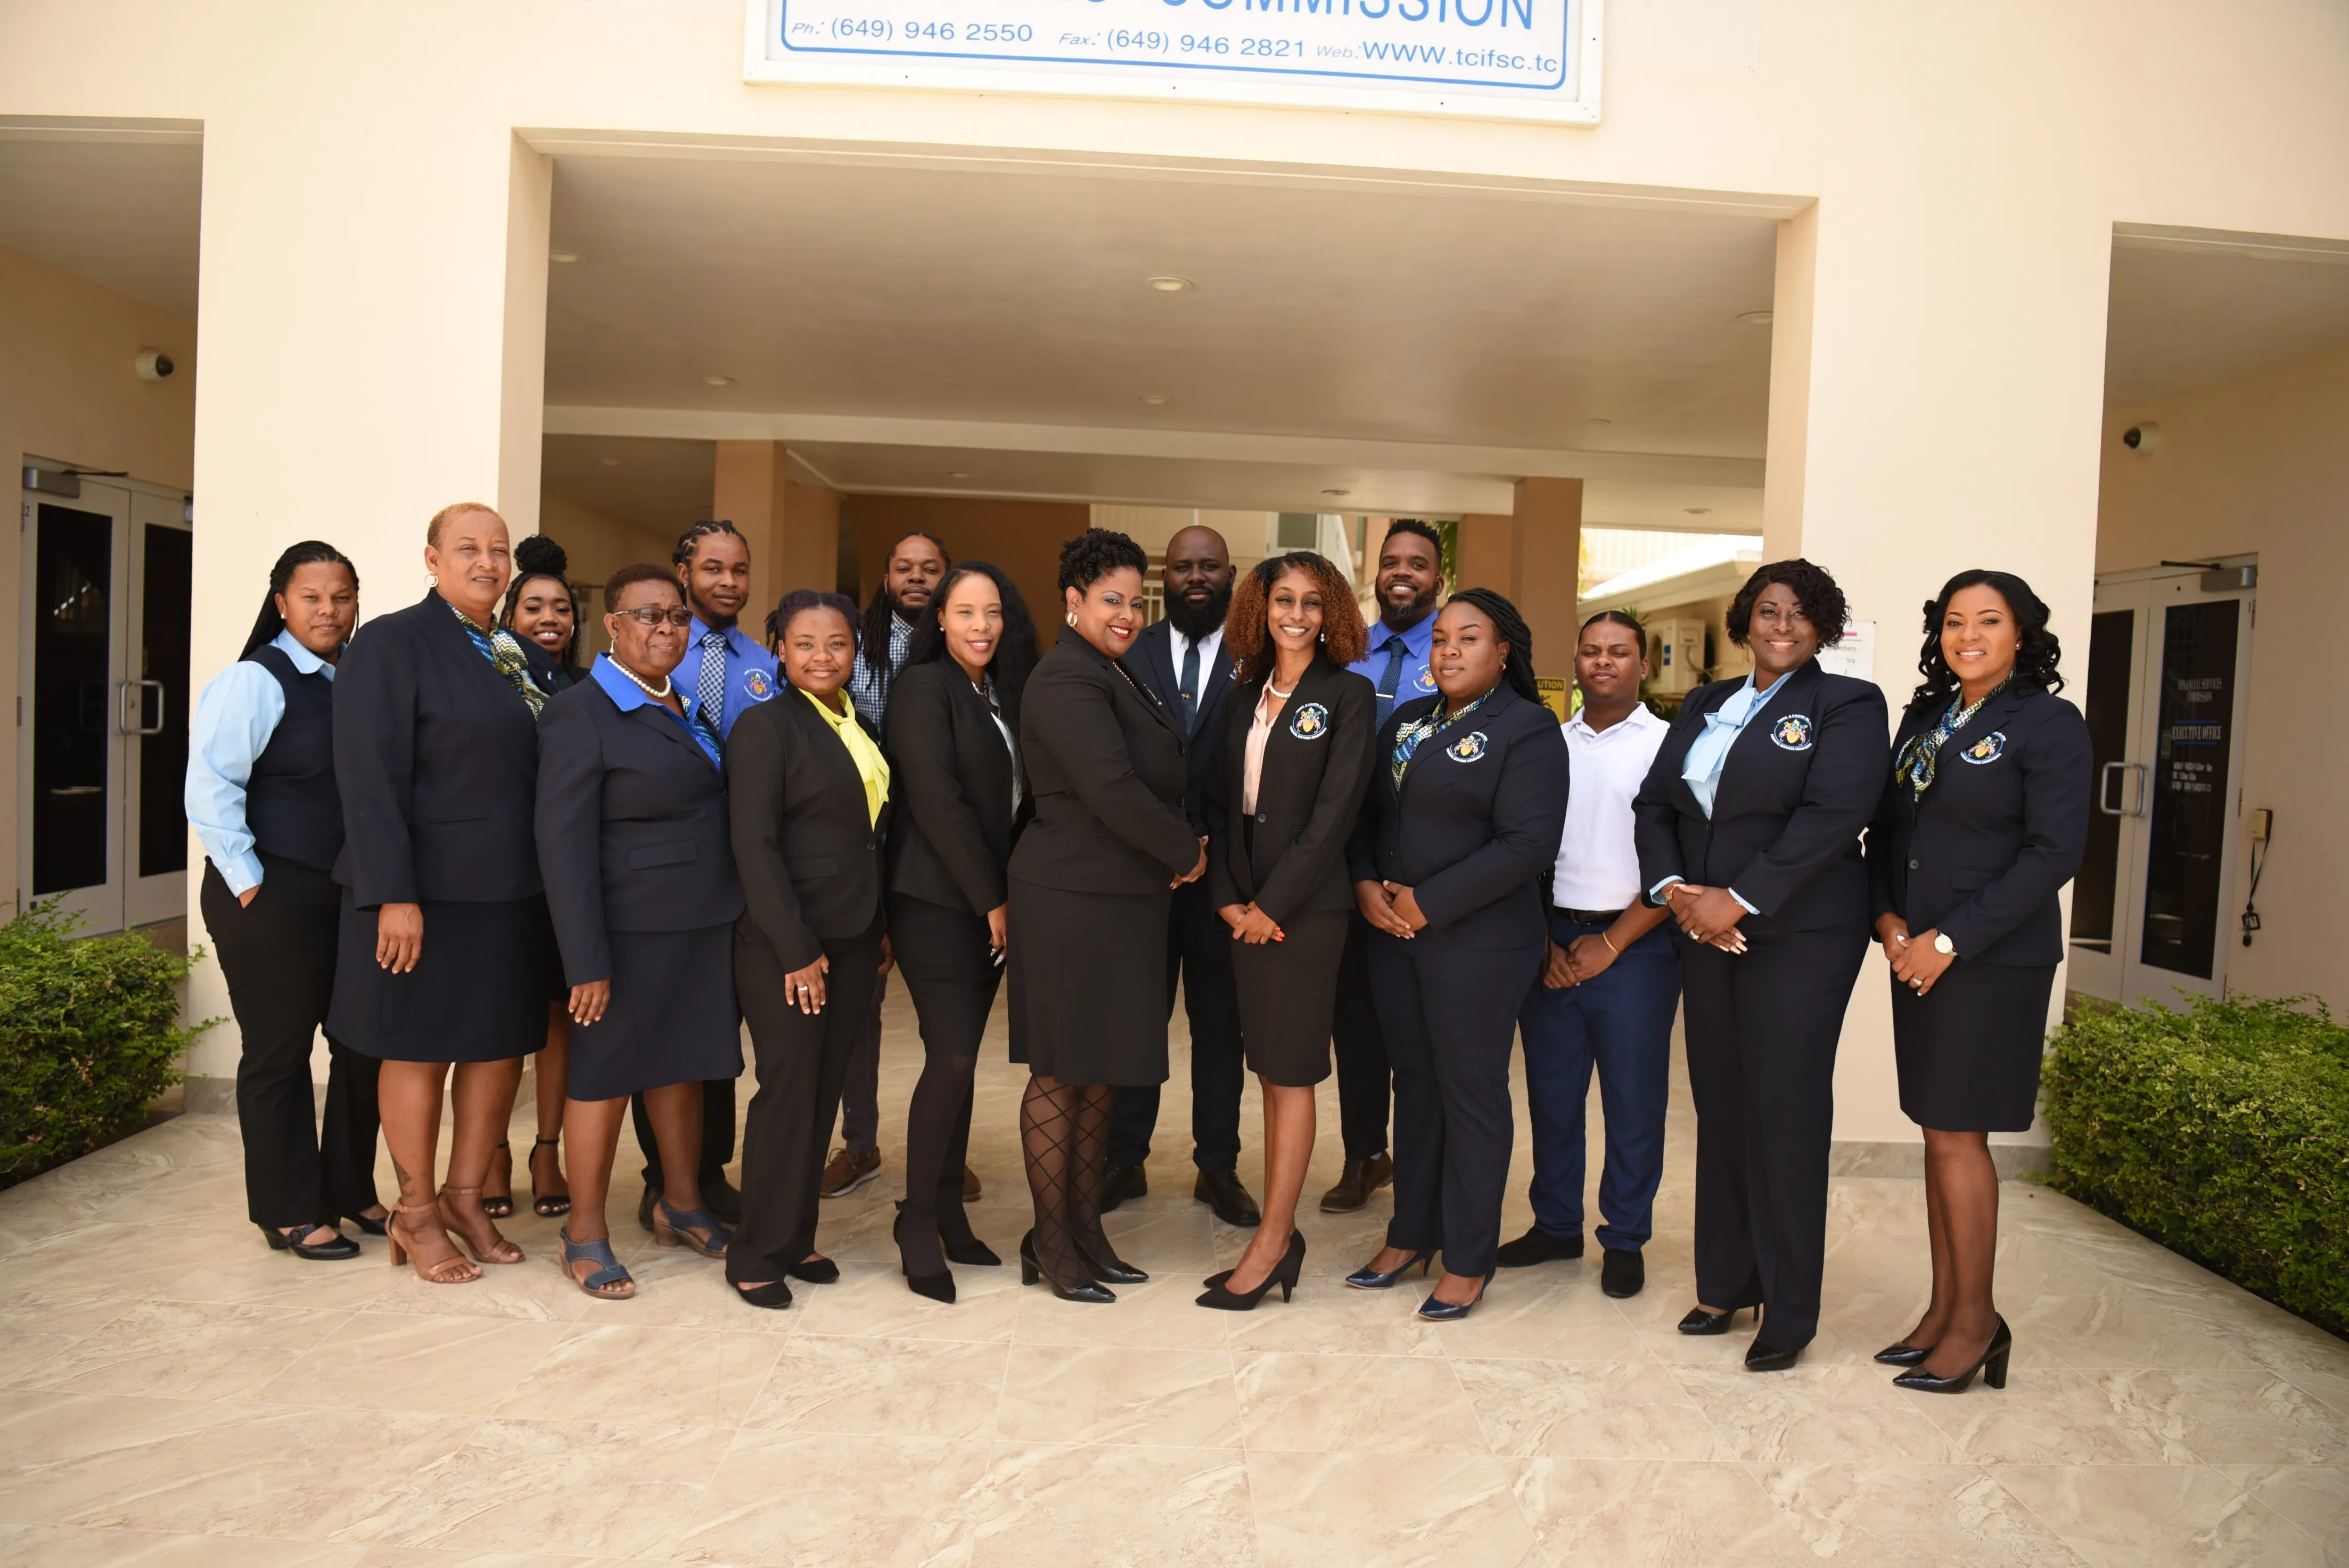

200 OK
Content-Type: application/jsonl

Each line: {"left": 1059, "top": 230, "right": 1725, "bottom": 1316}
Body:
{"left": 1102, "top": 523, "right": 1260, "bottom": 1228}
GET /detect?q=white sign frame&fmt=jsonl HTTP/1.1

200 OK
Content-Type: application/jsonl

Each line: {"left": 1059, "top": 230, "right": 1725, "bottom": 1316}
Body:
{"left": 744, "top": 0, "right": 1603, "bottom": 125}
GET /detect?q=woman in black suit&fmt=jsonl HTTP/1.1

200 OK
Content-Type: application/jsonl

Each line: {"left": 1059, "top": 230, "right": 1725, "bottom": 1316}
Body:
{"left": 1867, "top": 570, "right": 2091, "bottom": 1391}
{"left": 535, "top": 564, "right": 745, "bottom": 1299}
{"left": 330, "top": 503, "right": 553, "bottom": 1285}
{"left": 1200, "top": 551, "right": 1374, "bottom": 1310}
{"left": 1009, "top": 529, "right": 1205, "bottom": 1303}
{"left": 727, "top": 589, "right": 893, "bottom": 1310}
{"left": 1345, "top": 589, "right": 1570, "bottom": 1321}
{"left": 1632, "top": 559, "right": 1887, "bottom": 1370}
{"left": 884, "top": 562, "right": 1038, "bottom": 1301}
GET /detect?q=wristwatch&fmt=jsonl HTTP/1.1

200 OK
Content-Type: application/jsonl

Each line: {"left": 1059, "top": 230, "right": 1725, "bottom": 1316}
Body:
{"left": 1932, "top": 932, "right": 1957, "bottom": 957}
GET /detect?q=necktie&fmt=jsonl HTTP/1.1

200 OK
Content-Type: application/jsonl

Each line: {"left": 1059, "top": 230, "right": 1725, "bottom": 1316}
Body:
{"left": 695, "top": 631, "right": 729, "bottom": 740}
{"left": 1178, "top": 638, "right": 1201, "bottom": 735}
{"left": 1375, "top": 636, "right": 1408, "bottom": 728}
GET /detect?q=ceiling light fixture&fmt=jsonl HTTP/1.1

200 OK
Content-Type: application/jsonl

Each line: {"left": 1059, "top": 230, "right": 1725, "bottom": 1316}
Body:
{"left": 1138, "top": 393, "right": 1171, "bottom": 406}
{"left": 1321, "top": 489, "right": 1351, "bottom": 497}
{"left": 1145, "top": 276, "right": 1193, "bottom": 292}
{"left": 599, "top": 457, "right": 622, "bottom": 467}
{"left": 1736, "top": 310, "right": 1773, "bottom": 326}
{"left": 1683, "top": 506, "right": 1713, "bottom": 515}
{"left": 548, "top": 251, "right": 580, "bottom": 264}
{"left": 947, "top": 471, "right": 972, "bottom": 479}
{"left": 703, "top": 375, "right": 735, "bottom": 387}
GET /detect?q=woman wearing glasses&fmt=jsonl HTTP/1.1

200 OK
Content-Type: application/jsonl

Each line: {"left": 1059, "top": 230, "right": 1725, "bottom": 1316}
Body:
{"left": 534, "top": 565, "right": 742, "bottom": 1298}
{"left": 1632, "top": 559, "right": 1886, "bottom": 1370}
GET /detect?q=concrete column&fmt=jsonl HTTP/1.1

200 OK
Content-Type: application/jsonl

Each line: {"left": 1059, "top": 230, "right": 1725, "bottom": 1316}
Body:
{"left": 714, "top": 441, "right": 837, "bottom": 633}
{"left": 1452, "top": 513, "right": 1517, "bottom": 599}
{"left": 1513, "top": 477, "right": 1583, "bottom": 676}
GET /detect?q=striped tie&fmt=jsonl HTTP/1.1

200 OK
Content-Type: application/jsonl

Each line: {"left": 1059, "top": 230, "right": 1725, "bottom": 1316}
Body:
{"left": 695, "top": 631, "right": 729, "bottom": 740}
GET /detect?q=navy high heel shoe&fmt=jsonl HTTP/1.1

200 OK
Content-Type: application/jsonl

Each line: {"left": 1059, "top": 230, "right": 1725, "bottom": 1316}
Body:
{"left": 1344, "top": 1249, "right": 1435, "bottom": 1290}
{"left": 1416, "top": 1270, "right": 1494, "bottom": 1321}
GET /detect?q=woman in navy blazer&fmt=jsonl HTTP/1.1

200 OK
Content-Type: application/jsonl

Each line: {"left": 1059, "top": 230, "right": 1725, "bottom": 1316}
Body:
{"left": 330, "top": 503, "right": 555, "bottom": 1285}
{"left": 1865, "top": 570, "right": 2090, "bottom": 1392}
{"left": 1632, "top": 560, "right": 1886, "bottom": 1370}
{"left": 1345, "top": 588, "right": 1570, "bottom": 1320}
{"left": 535, "top": 564, "right": 746, "bottom": 1299}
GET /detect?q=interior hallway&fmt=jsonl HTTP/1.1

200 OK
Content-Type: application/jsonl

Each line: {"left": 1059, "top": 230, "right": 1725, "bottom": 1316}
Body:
{"left": 0, "top": 986, "right": 2343, "bottom": 1566}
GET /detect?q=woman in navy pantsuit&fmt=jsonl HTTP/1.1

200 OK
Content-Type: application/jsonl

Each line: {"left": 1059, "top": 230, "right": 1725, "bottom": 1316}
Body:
{"left": 1866, "top": 570, "right": 2090, "bottom": 1392}
{"left": 1633, "top": 559, "right": 1886, "bottom": 1370}
{"left": 1345, "top": 589, "right": 1570, "bottom": 1321}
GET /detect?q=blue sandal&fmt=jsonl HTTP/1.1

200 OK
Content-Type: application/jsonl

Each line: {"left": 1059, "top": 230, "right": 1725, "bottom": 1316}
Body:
{"left": 653, "top": 1199, "right": 732, "bottom": 1259}
{"left": 558, "top": 1228, "right": 636, "bottom": 1299}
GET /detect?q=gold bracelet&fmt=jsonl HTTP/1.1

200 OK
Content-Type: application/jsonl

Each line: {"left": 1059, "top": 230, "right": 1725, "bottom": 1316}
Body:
{"left": 1600, "top": 931, "right": 1621, "bottom": 955}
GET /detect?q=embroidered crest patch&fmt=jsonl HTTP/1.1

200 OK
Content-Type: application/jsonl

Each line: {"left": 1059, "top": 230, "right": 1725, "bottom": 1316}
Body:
{"left": 1413, "top": 666, "right": 1439, "bottom": 693}
{"left": 741, "top": 668, "right": 775, "bottom": 701}
{"left": 1287, "top": 702, "right": 1330, "bottom": 740}
{"left": 1959, "top": 730, "right": 2008, "bottom": 764}
{"left": 1447, "top": 730, "right": 1490, "bottom": 762}
{"left": 1770, "top": 715, "right": 1815, "bottom": 751}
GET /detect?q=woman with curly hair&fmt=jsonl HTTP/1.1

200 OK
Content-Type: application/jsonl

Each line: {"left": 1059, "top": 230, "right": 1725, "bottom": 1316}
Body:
{"left": 1863, "top": 570, "right": 2090, "bottom": 1392}
{"left": 1632, "top": 557, "right": 1886, "bottom": 1370}
{"left": 1006, "top": 529, "right": 1205, "bottom": 1302}
{"left": 1196, "top": 552, "right": 1374, "bottom": 1310}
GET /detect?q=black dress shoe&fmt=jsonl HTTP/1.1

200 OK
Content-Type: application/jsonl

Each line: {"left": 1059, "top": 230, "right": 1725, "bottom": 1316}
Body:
{"left": 1599, "top": 1247, "right": 1645, "bottom": 1298}
{"left": 700, "top": 1175, "right": 743, "bottom": 1226}
{"left": 1874, "top": 1341, "right": 1932, "bottom": 1366}
{"left": 1319, "top": 1152, "right": 1394, "bottom": 1213}
{"left": 1019, "top": 1231, "right": 1115, "bottom": 1304}
{"left": 261, "top": 1223, "right": 361, "bottom": 1261}
{"left": 341, "top": 1209, "right": 388, "bottom": 1237}
{"left": 1099, "top": 1162, "right": 1148, "bottom": 1214}
{"left": 734, "top": 1279, "right": 793, "bottom": 1310}
{"left": 1744, "top": 1338, "right": 1803, "bottom": 1372}
{"left": 1677, "top": 1304, "right": 1752, "bottom": 1335}
{"left": 1194, "top": 1167, "right": 1261, "bottom": 1227}
{"left": 1494, "top": 1226, "right": 1584, "bottom": 1268}
{"left": 787, "top": 1255, "right": 841, "bottom": 1285}
{"left": 1893, "top": 1316, "right": 2011, "bottom": 1393}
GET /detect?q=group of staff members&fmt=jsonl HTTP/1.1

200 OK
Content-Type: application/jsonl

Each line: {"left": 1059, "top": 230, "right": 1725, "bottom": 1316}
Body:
{"left": 190, "top": 506, "right": 2086, "bottom": 1388}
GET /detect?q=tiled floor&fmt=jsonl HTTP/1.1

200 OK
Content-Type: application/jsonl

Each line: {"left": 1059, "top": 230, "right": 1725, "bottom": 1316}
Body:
{"left": 1, "top": 985, "right": 2344, "bottom": 1566}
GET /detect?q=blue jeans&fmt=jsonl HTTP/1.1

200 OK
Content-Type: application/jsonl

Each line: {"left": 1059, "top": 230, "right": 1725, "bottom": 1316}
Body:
{"left": 1514, "top": 915, "right": 1680, "bottom": 1252}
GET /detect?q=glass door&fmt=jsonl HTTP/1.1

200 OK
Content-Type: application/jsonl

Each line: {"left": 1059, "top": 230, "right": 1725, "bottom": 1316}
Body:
{"left": 2066, "top": 567, "right": 2255, "bottom": 1007}
{"left": 125, "top": 492, "right": 192, "bottom": 927}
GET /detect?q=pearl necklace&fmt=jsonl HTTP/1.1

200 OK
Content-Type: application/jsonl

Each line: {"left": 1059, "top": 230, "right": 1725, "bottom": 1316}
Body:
{"left": 607, "top": 655, "right": 675, "bottom": 701}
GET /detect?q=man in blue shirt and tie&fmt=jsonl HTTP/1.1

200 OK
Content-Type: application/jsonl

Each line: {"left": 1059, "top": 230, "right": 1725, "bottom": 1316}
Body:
{"left": 1322, "top": 518, "right": 1447, "bottom": 1213}
{"left": 631, "top": 518, "right": 779, "bottom": 1232}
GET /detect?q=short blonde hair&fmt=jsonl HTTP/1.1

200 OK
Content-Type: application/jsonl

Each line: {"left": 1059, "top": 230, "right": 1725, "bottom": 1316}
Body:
{"left": 426, "top": 502, "right": 504, "bottom": 548}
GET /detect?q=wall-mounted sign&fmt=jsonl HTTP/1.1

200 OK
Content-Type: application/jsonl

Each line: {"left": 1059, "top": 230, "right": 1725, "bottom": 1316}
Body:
{"left": 746, "top": 0, "right": 1602, "bottom": 124}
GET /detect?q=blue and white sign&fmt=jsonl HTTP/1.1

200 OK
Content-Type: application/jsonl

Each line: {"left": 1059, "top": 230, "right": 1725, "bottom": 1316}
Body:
{"left": 746, "top": 0, "right": 1602, "bottom": 123}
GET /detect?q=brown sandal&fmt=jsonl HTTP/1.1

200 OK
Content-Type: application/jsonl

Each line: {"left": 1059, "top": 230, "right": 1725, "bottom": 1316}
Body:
{"left": 438, "top": 1185, "right": 524, "bottom": 1265}
{"left": 388, "top": 1200, "right": 481, "bottom": 1285}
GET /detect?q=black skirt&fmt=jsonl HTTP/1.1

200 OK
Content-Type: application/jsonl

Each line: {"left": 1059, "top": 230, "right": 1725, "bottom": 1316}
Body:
{"left": 1891, "top": 960, "right": 2057, "bottom": 1132}
{"left": 567, "top": 923, "right": 743, "bottom": 1101}
{"left": 1007, "top": 879, "right": 1170, "bottom": 1087}
{"left": 328, "top": 890, "right": 554, "bottom": 1064}
{"left": 1232, "top": 907, "right": 1346, "bottom": 1087}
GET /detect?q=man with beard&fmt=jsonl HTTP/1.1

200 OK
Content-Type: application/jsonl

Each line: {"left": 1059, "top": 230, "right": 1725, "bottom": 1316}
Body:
{"left": 820, "top": 529, "right": 951, "bottom": 1200}
{"left": 1321, "top": 517, "right": 1447, "bottom": 1212}
{"left": 1100, "top": 524, "right": 1260, "bottom": 1228}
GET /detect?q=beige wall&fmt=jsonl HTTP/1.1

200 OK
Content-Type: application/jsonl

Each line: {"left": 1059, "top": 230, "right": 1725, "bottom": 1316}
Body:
{"left": 845, "top": 494, "right": 1091, "bottom": 646}
{"left": 533, "top": 492, "right": 678, "bottom": 655}
{"left": 2095, "top": 339, "right": 2349, "bottom": 1012}
{"left": 0, "top": 243, "right": 196, "bottom": 910}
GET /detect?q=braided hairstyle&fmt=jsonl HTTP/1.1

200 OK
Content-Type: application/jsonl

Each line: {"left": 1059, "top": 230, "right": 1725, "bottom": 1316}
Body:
{"left": 241, "top": 541, "right": 358, "bottom": 658}
{"left": 1580, "top": 607, "right": 1644, "bottom": 639}
{"left": 1908, "top": 569, "right": 2065, "bottom": 713}
{"left": 500, "top": 534, "right": 580, "bottom": 668}
{"left": 1447, "top": 587, "right": 1541, "bottom": 704}
{"left": 671, "top": 518, "right": 745, "bottom": 569}
{"left": 902, "top": 560, "right": 1041, "bottom": 730}
{"left": 861, "top": 530, "right": 951, "bottom": 709}
{"left": 1057, "top": 528, "right": 1149, "bottom": 595}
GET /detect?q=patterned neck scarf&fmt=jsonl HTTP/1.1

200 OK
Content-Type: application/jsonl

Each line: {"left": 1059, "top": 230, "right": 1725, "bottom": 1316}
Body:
{"left": 1895, "top": 679, "right": 2008, "bottom": 799}
{"left": 1391, "top": 691, "right": 1489, "bottom": 790}
{"left": 449, "top": 600, "right": 546, "bottom": 716}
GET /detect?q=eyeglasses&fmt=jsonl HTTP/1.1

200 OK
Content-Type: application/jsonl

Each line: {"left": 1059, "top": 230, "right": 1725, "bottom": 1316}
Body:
{"left": 613, "top": 606, "right": 694, "bottom": 629}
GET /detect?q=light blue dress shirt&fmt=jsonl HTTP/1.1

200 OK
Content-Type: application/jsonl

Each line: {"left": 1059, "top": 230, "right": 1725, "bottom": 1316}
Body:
{"left": 686, "top": 616, "right": 782, "bottom": 740}
{"left": 1346, "top": 609, "right": 1439, "bottom": 713}
{"left": 185, "top": 629, "right": 333, "bottom": 898}
{"left": 1650, "top": 670, "right": 1791, "bottom": 915}
{"left": 592, "top": 653, "right": 723, "bottom": 768}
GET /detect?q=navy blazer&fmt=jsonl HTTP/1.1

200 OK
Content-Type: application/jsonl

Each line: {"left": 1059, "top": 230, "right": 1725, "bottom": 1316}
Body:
{"left": 1346, "top": 681, "right": 1571, "bottom": 950}
{"left": 728, "top": 687, "right": 893, "bottom": 972}
{"left": 1866, "top": 683, "right": 2092, "bottom": 967}
{"left": 333, "top": 589, "right": 549, "bottom": 907}
{"left": 1012, "top": 633, "right": 1199, "bottom": 896}
{"left": 1632, "top": 659, "right": 1887, "bottom": 933}
{"left": 535, "top": 668, "right": 745, "bottom": 987}
{"left": 1210, "top": 656, "right": 1377, "bottom": 922}
{"left": 884, "top": 658, "right": 1029, "bottom": 917}
{"left": 1125, "top": 617, "right": 1236, "bottom": 835}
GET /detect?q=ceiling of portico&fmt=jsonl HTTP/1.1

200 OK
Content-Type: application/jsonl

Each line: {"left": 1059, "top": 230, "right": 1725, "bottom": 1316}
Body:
{"left": 0, "top": 121, "right": 202, "bottom": 318}
{"left": 2105, "top": 226, "right": 2349, "bottom": 407}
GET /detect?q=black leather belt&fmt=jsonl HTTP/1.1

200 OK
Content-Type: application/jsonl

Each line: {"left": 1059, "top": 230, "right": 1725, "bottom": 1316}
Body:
{"left": 1553, "top": 905, "right": 1625, "bottom": 926}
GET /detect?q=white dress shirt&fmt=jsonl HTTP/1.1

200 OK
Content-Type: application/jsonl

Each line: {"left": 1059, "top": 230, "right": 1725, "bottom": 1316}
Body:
{"left": 1550, "top": 701, "right": 1669, "bottom": 911}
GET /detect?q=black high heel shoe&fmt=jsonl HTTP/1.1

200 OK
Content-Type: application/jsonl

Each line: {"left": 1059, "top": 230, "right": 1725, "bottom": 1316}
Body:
{"left": 260, "top": 1222, "right": 360, "bottom": 1261}
{"left": 895, "top": 1211, "right": 955, "bottom": 1305}
{"left": 1074, "top": 1236, "right": 1146, "bottom": 1285}
{"left": 1874, "top": 1340, "right": 1933, "bottom": 1366}
{"left": 341, "top": 1209, "right": 389, "bottom": 1237}
{"left": 1894, "top": 1315, "right": 2011, "bottom": 1393}
{"left": 1019, "top": 1230, "right": 1114, "bottom": 1304}
{"left": 1677, "top": 1304, "right": 1754, "bottom": 1335}
{"left": 933, "top": 1200, "right": 1001, "bottom": 1268}
{"left": 1344, "top": 1249, "right": 1434, "bottom": 1290}
{"left": 1198, "top": 1231, "right": 1304, "bottom": 1311}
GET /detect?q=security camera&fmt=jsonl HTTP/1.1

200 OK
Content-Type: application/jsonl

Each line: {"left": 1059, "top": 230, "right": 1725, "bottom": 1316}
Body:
{"left": 135, "top": 349, "right": 175, "bottom": 382}
{"left": 2122, "top": 422, "right": 2160, "bottom": 452}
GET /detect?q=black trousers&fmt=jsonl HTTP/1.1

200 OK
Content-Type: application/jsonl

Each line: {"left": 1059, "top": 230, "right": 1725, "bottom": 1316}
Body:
{"left": 729, "top": 921, "right": 885, "bottom": 1284}
{"left": 631, "top": 1078, "right": 737, "bottom": 1193}
{"left": 1330, "top": 910, "right": 1392, "bottom": 1160}
{"left": 201, "top": 857, "right": 380, "bottom": 1228}
{"left": 1679, "top": 920, "right": 1869, "bottom": 1349}
{"left": 1107, "top": 878, "right": 1245, "bottom": 1171}
{"left": 1371, "top": 926, "right": 1542, "bottom": 1279}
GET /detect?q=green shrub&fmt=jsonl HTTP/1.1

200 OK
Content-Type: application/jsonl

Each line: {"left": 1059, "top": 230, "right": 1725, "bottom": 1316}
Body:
{"left": 0, "top": 900, "right": 211, "bottom": 1184}
{"left": 2044, "top": 992, "right": 2349, "bottom": 1335}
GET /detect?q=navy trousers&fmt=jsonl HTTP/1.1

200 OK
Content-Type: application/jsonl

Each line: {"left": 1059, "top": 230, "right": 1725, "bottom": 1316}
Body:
{"left": 1515, "top": 915, "right": 1681, "bottom": 1252}
{"left": 1373, "top": 925, "right": 1543, "bottom": 1279}
{"left": 1107, "top": 879, "right": 1246, "bottom": 1172}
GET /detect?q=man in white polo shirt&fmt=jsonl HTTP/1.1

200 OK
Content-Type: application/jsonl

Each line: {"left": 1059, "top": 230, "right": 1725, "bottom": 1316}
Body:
{"left": 1503, "top": 610, "right": 1682, "bottom": 1299}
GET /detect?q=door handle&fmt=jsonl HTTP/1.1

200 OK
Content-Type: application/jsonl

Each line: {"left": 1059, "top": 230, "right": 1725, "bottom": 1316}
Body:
{"left": 135, "top": 679, "right": 167, "bottom": 736}
{"left": 117, "top": 679, "right": 168, "bottom": 736}
{"left": 2097, "top": 759, "right": 2149, "bottom": 818}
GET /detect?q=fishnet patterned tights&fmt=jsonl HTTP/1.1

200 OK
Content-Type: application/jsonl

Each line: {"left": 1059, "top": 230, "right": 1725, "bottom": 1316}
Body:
{"left": 1020, "top": 1073, "right": 1113, "bottom": 1290}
